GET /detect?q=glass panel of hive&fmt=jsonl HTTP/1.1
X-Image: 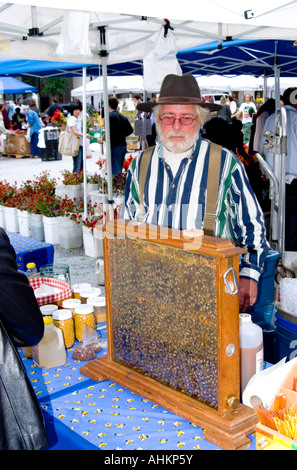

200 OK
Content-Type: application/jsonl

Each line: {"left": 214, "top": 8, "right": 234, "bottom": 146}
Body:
{"left": 109, "top": 238, "right": 218, "bottom": 409}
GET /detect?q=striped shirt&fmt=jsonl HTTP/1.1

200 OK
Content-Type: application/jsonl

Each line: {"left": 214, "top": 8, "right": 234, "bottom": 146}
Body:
{"left": 122, "top": 138, "right": 270, "bottom": 282}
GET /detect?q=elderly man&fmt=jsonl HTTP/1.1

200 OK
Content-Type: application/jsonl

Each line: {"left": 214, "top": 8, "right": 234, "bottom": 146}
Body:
{"left": 122, "top": 74, "right": 269, "bottom": 312}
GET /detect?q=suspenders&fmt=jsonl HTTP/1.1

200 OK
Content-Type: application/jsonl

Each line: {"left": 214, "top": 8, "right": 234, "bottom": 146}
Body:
{"left": 138, "top": 142, "right": 222, "bottom": 236}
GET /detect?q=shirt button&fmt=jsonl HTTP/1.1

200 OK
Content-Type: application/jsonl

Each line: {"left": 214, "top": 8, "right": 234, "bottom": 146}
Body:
{"left": 172, "top": 184, "right": 175, "bottom": 188}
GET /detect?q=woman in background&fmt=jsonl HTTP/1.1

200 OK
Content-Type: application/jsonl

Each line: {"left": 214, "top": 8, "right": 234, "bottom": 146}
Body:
{"left": 25, "top": 105, "right": 42, "bottom": 158}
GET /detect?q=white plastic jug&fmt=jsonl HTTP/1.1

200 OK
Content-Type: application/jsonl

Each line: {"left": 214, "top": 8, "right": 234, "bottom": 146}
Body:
{"left": 32, "top": 316, "right": 66, "bottom": 368}
{"left": 239, "top": 313, "right": 264, "bottom": 394}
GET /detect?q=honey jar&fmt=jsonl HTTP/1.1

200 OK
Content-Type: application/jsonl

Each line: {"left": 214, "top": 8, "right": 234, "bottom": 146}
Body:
{"left": 79, "top": 287, "right": 102, "bottom": 304}
{"left": 87, "top": 296, "right": 106, "bottom": 323}
{"left": 71, "top": 283, "right": 91, "bottom": 300}
{"left": 52, "top": 309, "right": 75, "bottom": 349}
{"left": 40, "top": 304, "right": 58, "bottom": 317}
{"left": 74, "top": 304, "right": 95, "bottom": 341}
{"left": 62, "top": 298, "right": 81, "bottom": 316}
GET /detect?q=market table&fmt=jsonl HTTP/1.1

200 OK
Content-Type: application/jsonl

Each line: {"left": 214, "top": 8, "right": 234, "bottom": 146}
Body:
{"left": 8, "top": 232, "right": 54, "bottom": 271}
{"left": 20, "top": 324, "right": 257, "bottom": 451}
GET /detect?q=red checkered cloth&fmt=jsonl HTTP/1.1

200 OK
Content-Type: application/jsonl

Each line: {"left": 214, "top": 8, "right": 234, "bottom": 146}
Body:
{"left": 29, "top": 277, "right": 72, "bottom": 306}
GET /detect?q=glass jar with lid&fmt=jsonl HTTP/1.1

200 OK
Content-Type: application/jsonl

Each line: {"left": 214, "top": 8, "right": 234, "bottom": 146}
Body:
{"left": 40, "top": 304, "right": 59, "bottom": 317}
{"left": 87, "top": 296, "right": 106, "bottom": 323}
{"left": 52, "top": 309, "right": 75, "bottom": 349}
{"left": 74, "top": 304, "right": 95, "bottom": 341}
{"left": 71, "top": 283, "right": 92, "bottom": 300}
{"left": 62, "top": 298, "right": 81, "bottom": 316}
{"left": 79, "top": 287, "right": 102, "bottom": 304}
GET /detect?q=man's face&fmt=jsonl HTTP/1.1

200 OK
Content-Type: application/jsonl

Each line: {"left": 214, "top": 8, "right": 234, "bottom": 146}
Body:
{"left": 156, "top": 104, "right": 201, "bottom": 154}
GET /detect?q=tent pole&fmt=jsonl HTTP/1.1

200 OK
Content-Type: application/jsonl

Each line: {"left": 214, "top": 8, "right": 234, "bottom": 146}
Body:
{"left": 99, "top": 26, "right": 114, "bottom": 221}
{"left": 82, "top": 66, "right": 87, "bottom": 218}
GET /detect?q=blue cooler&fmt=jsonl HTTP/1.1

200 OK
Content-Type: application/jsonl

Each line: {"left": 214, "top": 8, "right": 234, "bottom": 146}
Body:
{"left": 274, "top": 311, "right": 297, "bottom": 362}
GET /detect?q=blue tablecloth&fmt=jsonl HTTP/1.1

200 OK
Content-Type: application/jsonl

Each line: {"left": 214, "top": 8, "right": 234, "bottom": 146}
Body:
{"left": 8, "top": 232, "right": 54, "bottom": 271}
{"left": 20, "top": 324, "right": 256, "bottom": 451}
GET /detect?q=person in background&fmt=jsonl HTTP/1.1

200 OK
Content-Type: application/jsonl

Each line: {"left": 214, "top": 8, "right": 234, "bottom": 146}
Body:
{"left": 231, "top": 93, "right": 257, "bottom": 144}
{"left": 0, "top": 103, "right": 10, "bottom": 129}
{"left": 67, "top": 103, "right": 91, "bottom": 173}
{"left": 47, "top": 98, "right": 62, "bottom": 120}
{"left": 217, "top": 96, "right": 232, "bottom": 123}
{"left": 6, "top": 100, "right": 16, "bottom": 122}
{"left": 97, "top": 97, "right": 133, "bottom": 175}
{"left": 249, "top": 98, "right": 276, "bottom": 154}
{"left": 260, "top": 87, "right": 297, "bottom": 251}
{"left": 12, "top": 107, "right": 26, "bottom": 130}
{"left": 123, "top": 74, "right": 269, "bottom": 312}
{"left": 29, "top": 98, "right": 40, "bottom": 116}
{"left": 16, "top": 98, "right": 25, "bottom": 114}
{"left": 227, "top": 95, "right": 237, "bottom": 115}
{"left": 24, "top": 104, "right": 42, "bottom": 158}
{"left": 0, "top": 227, "right": 48, "bottom": 450}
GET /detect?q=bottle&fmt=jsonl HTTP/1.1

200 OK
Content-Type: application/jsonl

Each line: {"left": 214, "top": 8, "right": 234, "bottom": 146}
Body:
{"left": 26, "top": 262, "right": 38, "bottom": 278}
{"left": 239, "top": 313, "right": 264, "bottom": 395}
{"left": 32, "top": 316, "right": 66, "bottom": 368}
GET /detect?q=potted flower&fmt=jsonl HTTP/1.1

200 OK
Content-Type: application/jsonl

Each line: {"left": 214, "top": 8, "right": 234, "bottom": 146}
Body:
{"left": 3, "top": 184, "right": 20, "bottom": 233}
{"left": 34, "top": 194, "right": 64, "bottom": 245}
{"left": 0, "top": 181, "right": 17, "bottom": 230}
{"left": 61, "top": 169, "right": 84, "bottom": 201}
{"left": 58, "top": 197, "right": 84, "bottom": 249}
{"left": 51, "top": 109, "right": 67, "bottom": 129}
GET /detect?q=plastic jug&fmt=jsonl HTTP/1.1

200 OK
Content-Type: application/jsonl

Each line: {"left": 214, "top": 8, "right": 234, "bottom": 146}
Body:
{"left": 239, "top": 313, "right": 264, "bottom": 394}
{"left": 32, "top": 316, "right": 66, "bottom": 368}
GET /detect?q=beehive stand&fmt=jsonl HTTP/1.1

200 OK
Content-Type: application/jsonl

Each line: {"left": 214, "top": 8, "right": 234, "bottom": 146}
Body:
{"left": 80, "top": 220, "right": 258, "bottom": 450}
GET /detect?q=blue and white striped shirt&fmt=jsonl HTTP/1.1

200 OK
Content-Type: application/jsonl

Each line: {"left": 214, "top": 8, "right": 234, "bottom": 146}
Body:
{"left": 122, "top": 138, "right": 269, "bottom": 282}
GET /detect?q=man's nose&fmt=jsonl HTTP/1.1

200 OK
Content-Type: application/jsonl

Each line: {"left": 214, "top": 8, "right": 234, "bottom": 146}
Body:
{"left": 172, "top": 118, "right": 183, "bottom": 129}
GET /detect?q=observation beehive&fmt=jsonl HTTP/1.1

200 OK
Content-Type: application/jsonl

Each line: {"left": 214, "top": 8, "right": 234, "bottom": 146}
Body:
{"left": 80, "top": 219, "right": 257, "bottom": 449}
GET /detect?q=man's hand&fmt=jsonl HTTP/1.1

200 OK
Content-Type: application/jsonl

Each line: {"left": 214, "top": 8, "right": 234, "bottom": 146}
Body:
{"left": 239, "top": 278, "right": 258, "bottom": 312}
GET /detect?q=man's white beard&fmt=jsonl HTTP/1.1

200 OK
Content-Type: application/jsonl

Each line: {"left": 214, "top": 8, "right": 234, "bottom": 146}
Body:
{"left": 156, "top": 127, "right": 199, "bottom": 154}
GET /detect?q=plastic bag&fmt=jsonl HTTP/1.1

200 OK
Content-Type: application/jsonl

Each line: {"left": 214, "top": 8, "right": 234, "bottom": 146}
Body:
{"left": 71, "top": 325, "right": 102, "bottom": 361}
{"left": 143, "top": 26, "right": 182, "bottom": 92}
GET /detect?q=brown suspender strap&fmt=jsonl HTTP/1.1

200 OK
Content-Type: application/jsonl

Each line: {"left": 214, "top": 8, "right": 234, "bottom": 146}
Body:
{"left": 203, "top": 142, "right": 222, "bottom": 236}
{"left": 138, "top": 146, "right": 154, "bottom": 223}
{"left": 138, "top": 143, "right": 222, "bottom": 234}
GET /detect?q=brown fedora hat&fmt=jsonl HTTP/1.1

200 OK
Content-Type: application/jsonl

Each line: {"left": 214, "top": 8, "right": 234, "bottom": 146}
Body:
{"left": 137, "top": 74, "right": 221, "bottom": 112}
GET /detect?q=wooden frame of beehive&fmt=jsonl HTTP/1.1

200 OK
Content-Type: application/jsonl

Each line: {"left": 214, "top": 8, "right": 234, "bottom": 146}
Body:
{"left": 80, "top": 219, "right": 258, "bottom": 450}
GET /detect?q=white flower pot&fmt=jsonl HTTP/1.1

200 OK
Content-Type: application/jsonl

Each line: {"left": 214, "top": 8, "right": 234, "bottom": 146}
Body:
{"left": 0, "top": 204, "right": 6, "bottom": 229}
{"left": 30, "top": 213, "right": 44, "bottom": 241}
{"left": 43, "top": 215, "right": 60, "bottom": 245}
{"left": 86, "top": 183, "right": 99, "bottom": 203}
{"left": 82, "top": 225, "right": 103, "bottom": 258}
{"left": 17, "top": 209, "right": 31, "bottom": 238}
{"left": 63, "top": 184, "right": 83, "bottom": 201}
{"left": 4, "top": 206, "right": 19, "bottom": 232}
{"left": 58, "top": 216, "right": 82, "bottom": 249}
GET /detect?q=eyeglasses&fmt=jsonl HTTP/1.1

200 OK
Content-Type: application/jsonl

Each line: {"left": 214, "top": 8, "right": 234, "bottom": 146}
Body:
{"left": 159, "top": 115, "right": 198, "bottom": 126}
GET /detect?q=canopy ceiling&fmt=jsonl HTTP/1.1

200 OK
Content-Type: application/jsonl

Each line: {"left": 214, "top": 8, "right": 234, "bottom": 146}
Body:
{"left": 177, "top": 39, "right": 297, "bottom": 78}
{"left": 0, "top": 1, "right": 296, "bottom": 67}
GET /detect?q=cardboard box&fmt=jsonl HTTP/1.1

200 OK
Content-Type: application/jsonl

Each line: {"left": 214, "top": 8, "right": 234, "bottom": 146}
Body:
{"left": 4, "top": 133, "right": 30, "bottom": 156}
{"left": 256, "top": 361, "right": 297, "bottom": 450}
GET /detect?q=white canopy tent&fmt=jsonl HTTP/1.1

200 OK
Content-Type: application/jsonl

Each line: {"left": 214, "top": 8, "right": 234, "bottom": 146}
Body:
{"left": 71, "top": 75, "right": 144, "bottom": 97}
{"left": 1, "top": 1, "right": 296, "bottom": 252}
